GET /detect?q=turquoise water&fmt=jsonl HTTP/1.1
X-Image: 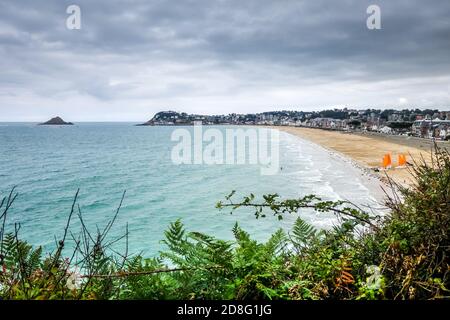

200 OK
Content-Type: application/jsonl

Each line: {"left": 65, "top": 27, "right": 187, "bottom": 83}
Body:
{"left": 0, "top": 123, "right": 382, "bottom": 256}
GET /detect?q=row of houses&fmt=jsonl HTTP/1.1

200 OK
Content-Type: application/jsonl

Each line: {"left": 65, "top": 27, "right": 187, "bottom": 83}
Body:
{"left": 412, "top": 119, "right": 450, "bottom": 139}
{"left": 144, "top": 111, "right": 450, "bottom": 140}
{"left": 299, "top": 117, "right": 450, "bottom": 140}
{"left": 303, "top": 118, "right": 348, "bottom": 130}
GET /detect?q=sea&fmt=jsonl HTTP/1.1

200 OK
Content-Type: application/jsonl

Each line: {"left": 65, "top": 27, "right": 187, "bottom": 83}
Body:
{"left": 0, "top": 123, "right": 383, "bottom": 257}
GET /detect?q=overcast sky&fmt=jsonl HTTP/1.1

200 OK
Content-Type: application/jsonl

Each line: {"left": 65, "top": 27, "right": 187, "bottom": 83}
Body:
{"left": 0, "top": 0, "right": 449, "bottom": 121}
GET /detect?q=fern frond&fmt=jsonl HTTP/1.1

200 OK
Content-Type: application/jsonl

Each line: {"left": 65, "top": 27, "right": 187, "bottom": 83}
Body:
{"left": 232, "top": 223, "right": 250, "bottom": 243}
{"left": 290, "top": 218, "right": 316, "bottom": 249}
{"left": 161, "top": 219, "right": 188, "bottom": 255}
{"left": 265, "top": 229, "right": 287, "bottom": 255}
{"left": 27, "top": 246, "right": 42, "bottom": 273}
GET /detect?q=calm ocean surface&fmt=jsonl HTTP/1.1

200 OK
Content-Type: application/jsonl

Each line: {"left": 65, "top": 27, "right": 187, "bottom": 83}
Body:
{"left": 0, "top": 123, "right": 382, "bottom": 256}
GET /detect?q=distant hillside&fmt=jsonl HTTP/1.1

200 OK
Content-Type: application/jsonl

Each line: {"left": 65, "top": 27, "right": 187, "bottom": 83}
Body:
{"left": 136, "top": 109, "right": 450, "bottom": 133}
{"left": 137, "top": 111, "right": 186, "bottom": 126}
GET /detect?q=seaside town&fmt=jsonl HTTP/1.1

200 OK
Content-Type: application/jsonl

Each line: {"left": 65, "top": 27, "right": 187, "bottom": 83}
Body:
{"left": 141, "top": 109, "right": 450, "bottom": 140}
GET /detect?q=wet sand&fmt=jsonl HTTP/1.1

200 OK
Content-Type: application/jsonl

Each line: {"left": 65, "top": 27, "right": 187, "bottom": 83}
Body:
{"left": 277, "top": 127, "right": 441, "bottom": 186}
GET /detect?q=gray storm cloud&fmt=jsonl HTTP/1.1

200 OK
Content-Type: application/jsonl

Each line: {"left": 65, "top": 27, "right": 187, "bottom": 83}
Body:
{"left": 0, "top": 0, "right": 449, "bottom": 121}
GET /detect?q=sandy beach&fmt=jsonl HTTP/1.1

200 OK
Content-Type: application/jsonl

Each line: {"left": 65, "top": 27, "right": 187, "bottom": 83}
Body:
{"left": 278, "top": 127, "right": 444, "bottom": 186}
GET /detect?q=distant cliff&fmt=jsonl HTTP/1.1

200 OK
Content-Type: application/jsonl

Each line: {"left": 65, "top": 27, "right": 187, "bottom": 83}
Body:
{"left": 39, "top": 117, "right": 73, "bottom": 125}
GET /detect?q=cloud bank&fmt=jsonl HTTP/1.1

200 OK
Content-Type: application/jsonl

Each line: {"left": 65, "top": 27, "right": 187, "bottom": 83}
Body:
{"left": 0, "top": 0, "right": 449, "bottom": 121}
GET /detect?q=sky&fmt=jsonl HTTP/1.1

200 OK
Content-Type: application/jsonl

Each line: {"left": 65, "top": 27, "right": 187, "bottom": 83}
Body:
{"left": 0, "top": 0, "right": 449, "bottom": 121}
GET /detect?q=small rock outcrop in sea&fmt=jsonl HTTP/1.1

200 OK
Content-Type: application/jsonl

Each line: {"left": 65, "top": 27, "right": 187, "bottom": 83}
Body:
{"left": 39, "top": 116, "right": 74, "bottom": 125}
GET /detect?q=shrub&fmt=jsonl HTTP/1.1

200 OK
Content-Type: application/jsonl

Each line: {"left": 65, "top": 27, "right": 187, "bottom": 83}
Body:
{"left": 0, "top": 146, "right": 449, "bottom": 300}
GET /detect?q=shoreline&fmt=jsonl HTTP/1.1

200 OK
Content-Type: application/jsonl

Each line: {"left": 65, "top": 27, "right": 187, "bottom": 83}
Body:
{"left": 279, "top": 129, "right": 389, "bottom": 205}
{"left": 276, "top": 126, "right": 432, "bottom": 187}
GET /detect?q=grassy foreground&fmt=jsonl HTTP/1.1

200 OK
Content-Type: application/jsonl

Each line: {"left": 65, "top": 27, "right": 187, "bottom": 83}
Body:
{"left": 0, "top": 147, "right": 449, "bottom": 300}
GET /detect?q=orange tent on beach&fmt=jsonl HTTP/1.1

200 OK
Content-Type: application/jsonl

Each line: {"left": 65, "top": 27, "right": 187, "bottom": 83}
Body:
{"left": 382, "top": 154, "right": 392, "bottom": 168}
{"left": 398, "top": 154, "right": 407, "bottom": 166}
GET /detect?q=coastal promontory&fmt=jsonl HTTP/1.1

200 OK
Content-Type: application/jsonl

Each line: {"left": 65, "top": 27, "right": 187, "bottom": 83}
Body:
{"left": 137, "top": 111, "right": 188, "bottom": 126}
{"left": 137, "top": 111, "right": 218, "bottom": 126}
{"left": 38, "top": 117, "right": 74, "bottom": 125}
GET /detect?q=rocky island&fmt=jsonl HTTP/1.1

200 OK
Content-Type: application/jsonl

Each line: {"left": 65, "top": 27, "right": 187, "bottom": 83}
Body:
{"left": 39, "top": 116, "right": 74, "bottom": 125}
